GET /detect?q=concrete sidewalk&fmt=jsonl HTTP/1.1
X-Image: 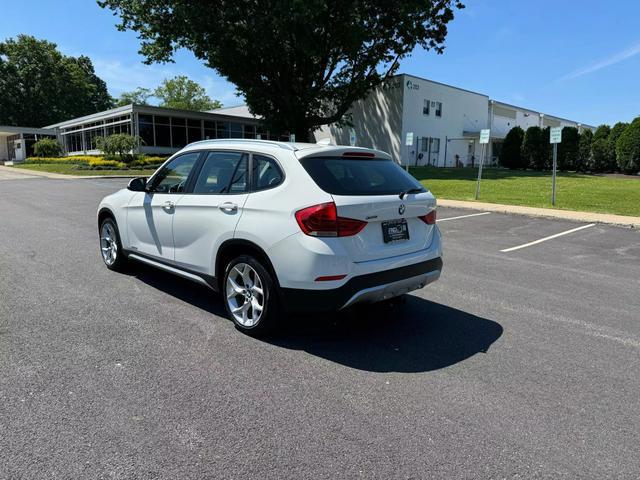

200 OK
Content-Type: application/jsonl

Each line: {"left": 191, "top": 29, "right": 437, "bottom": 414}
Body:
{"left": 438, "top": 198, "right": 640, "bottom": 228}
{"left": 0, "top": 165, "right": 138, "bottom": 180}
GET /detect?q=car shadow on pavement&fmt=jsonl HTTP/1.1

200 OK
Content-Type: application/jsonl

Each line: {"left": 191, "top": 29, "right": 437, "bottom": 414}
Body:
{"left": 125, "top": 263, "right": 502, "bottom": 373}
{"left": 266, "top": 296, "right": 504, "bottom": 373}
{"left": 125, "top": 263, "right": 228, "bottom": 317}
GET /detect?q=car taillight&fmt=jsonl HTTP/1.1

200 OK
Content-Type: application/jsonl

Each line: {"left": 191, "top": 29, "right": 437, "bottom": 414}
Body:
{"left": 295, "top": 202, "right": 367, "bottom": 237}
{"left": 419, "top": 210, "right": 437, "bottom": 224}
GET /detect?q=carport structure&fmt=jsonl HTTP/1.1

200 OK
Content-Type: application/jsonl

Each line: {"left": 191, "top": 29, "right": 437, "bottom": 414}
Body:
{"left": 0, "top": 126, "right": 57, "bottom": 163}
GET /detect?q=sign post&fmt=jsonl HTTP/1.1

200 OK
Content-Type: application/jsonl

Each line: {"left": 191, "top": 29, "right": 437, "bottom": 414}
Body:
{"left": 405, "top": 132, "right": 414, "bottom": 171}
{"left": 475, "top": 129, "right": 491, "bottom": 200}
{"left": 550, "top": 127, "right": 562, "bottom": 206}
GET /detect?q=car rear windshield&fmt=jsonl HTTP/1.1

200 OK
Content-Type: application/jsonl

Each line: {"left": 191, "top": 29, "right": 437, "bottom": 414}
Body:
{"left": 299, "top": 156, "right": 425, "bottom": 196}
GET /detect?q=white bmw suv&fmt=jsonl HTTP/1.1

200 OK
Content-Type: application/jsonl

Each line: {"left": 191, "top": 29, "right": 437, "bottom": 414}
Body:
{"left": 98, "top": 140, "right": 442, "bottom": 334}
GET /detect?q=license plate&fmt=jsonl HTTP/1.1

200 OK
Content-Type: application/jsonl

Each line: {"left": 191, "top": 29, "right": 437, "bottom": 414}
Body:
{"left": 382, "top": 219, "right": 409, "bottom": 243}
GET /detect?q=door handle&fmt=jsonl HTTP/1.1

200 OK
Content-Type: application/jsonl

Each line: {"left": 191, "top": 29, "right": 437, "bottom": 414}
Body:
{"left": 162, "top": 200, "right": 175, "bottom": 211}
{"left": 219, "top": 202, "right": 238, "bottom": 213}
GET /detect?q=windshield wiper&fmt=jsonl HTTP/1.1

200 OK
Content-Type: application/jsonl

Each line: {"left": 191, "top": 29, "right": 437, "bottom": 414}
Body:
{"left": 399, "top": 187, "right": 423, "bottom": 199}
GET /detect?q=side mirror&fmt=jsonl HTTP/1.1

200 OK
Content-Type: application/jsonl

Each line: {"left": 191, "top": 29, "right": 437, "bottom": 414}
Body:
{"left": 127, "top": 177, "right": 148, "bottom": 192}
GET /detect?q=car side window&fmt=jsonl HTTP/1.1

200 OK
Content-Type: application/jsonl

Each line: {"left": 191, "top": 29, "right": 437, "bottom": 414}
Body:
{"left": 193, "top": 151, "right": 248, "bottom": 194}
{"left": 251, "top": 154, "right": 284, "bottom": 191}
{"left": 148, "top": 152, "right": 200, "bottom": 194}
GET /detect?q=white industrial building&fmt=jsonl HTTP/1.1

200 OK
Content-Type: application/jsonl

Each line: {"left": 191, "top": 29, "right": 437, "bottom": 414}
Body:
{"left": 1, "top": 73, "right": 593, "bottom": 166}
{"left": 317, "top": 73, "right": 595, "bottom": 167}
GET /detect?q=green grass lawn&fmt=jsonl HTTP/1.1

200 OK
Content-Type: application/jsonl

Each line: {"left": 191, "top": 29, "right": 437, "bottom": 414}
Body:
{"left": 13, "top": 163, "right": 156, "bottom": 177}
{"left": 410, "top": 167, "right": 640, "bottom": 217}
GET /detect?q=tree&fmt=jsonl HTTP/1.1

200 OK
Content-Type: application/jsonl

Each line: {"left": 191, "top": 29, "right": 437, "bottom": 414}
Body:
{"left": 578, "top": 129, "right": 593, "bottom": 170}
{"left": 522, "top": 126, "right": 548, "bottom": 170}
{"left": 557, "top": 126, "right": 579, "bottom": 171}
{"left": 587, "top": 125, "right": 610, "bottom": 172}
{"left": 154, "top": 76, "right": 222, "bottom": 111}
{"left": 0, "top": 35, "right": 113, "bottom": 126}
{"left": 616, "top": 117, "right": 640, "bottom": 174}
{"left": 96, "top": 134, "right": 141, "bottom": 162}
{"left": 609, "top": 122, "right": 628, "bottom": 171}
{"left": 116, "top": 87, "right": 153, "bottom": 107}
{"left": 98, "top": 0, "right": 464, "bottom": 141}
{"left": 33, "top": 138, "right": 63, "bottom": 157}
{"left": 500, "top": 126, "right": 525, "bottom": 169}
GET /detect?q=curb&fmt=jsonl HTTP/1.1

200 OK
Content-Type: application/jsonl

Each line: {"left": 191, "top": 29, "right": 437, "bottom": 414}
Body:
{"left": 437, "top": 199, "right": 640, "bottom": 229}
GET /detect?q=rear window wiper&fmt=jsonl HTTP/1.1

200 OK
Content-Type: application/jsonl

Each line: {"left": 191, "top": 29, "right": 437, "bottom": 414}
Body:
{"left": 399, "top": 188, "right": 424, "bottom": 199}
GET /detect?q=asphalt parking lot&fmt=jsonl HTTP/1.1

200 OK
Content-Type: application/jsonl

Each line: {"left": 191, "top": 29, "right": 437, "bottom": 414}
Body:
{"left": 1, "top": 176, "right": 639, "bottom": 479}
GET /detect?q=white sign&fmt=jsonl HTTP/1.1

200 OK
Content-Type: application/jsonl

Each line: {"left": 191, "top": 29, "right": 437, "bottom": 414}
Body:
{"left": 479, "top": 129, "right": 491, "bottom": 144}
{"left": 405, "top": 132, "right": 414, "bottom": 146}
{"left": 349, "top": 128, "right": 356, "bottom": 146}
{"left": 550, "top": 127, "right": 562, "bottom": 144}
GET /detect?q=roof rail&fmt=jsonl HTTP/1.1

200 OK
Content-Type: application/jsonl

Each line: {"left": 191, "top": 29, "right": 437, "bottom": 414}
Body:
{"left": 186, "top": 138, "right": 298, "bottom": 151}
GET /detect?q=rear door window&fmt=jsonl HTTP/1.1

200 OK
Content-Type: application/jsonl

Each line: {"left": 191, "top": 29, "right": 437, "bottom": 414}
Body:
{"left": 193, "top": 151, "right": 248, "bottom": 194}
{"left": 299, "top": 157, "right": 424, "bottom": 196}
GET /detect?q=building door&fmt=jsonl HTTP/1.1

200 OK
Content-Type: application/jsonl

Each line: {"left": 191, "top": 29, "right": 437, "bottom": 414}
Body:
{"left": 13, "top": 140, "right": 25, "bottom": 162}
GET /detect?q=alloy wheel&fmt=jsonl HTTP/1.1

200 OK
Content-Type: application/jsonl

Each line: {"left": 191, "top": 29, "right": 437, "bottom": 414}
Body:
{"left": 226, "top": 263, "right": 264, "bottom": 327}
{"left": 100, "top": 222, "right": 118, "bottom": 266}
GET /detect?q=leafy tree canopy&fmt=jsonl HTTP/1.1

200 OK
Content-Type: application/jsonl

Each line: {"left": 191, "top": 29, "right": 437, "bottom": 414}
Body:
{"left": 98, "top": 0, "right": 463, "bottom": 140}
{"left": 0, "top": 35, "right": 113, "bottom": 126}
{"left": 557, "top": 126, "right": 580, "bottom": 171}
{"left": 500, "top": 126, "right": 525, "bottom": 169}
{"left": 616, "top": 117, "right": 640, "bottom": 174}
{"left": 522, "top": 126, "right": 548, "bottom": 170}
{"left": 154, "top": 76, "right": 222, "bottom": 111}
{"left": 116, "top": 87, "right": 153, "bottom": 107}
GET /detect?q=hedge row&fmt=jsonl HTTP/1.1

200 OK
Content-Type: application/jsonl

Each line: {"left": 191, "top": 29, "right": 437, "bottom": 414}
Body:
{"left": 500, "top": 117, "right": 640, "bottom": 174}
{"left": 25, "top": 155, "right": 167, "bottom": 170}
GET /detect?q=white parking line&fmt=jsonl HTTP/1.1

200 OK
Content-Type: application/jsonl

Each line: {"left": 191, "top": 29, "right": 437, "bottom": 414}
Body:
{"left": 437, "top": 212, "right": 491, "bottom": 222}
{"left": 500, "top": 223, "right": 596, "bottom": 253}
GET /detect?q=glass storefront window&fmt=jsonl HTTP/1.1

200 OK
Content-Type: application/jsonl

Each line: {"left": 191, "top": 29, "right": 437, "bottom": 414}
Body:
{"left": 155, "top": 123, "right": 171, "bottom": 147}
{"left": 229, "top": 122, "right": 243, "bottom": 138}
{"left": 217, "top": 122, "right": 230, "bottom": 138}
{"left": 171, "top": 119, "right": 187, "bottom": 148}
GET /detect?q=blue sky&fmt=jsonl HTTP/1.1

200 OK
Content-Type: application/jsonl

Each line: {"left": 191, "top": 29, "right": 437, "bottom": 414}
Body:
{"left": 2, "top": 0, "right": 639, "bottom": 126}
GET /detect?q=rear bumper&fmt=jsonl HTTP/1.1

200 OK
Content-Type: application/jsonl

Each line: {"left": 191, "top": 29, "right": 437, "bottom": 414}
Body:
{"left": 281, "top": 257, "right": 442, "bottom": 313}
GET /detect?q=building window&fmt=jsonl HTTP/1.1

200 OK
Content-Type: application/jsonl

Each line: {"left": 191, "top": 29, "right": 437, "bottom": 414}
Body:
{"left": 435, "top": 102, "right": 442, "bottom": 117}
{"left": 187, "top": 118, "right": 203, "bottom": 144}
{"left": 229, "top": 122, "right": 243, "bottom": 138}
{"left": 138, "top": 115, "right": 154, "bottom": 147}
{"left": 243, "top": 124, "right": 256, "bottom": 139}
{"left": 423, "top": 99, "right": 430, "bottom": 116}
{"left": 154, "top": 116, "right": 171, "bottom": 147}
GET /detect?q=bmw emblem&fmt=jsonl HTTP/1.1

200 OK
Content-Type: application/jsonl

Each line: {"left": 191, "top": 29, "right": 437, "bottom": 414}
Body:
{"left": 398, "top": 204, "right": 406, "bottom": 215}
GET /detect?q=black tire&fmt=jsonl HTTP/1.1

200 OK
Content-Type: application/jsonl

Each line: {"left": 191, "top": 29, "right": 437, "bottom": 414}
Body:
{"left": 99, "top": 217, "right": 128, "bottom": 272}
{"left": 223, "top": 254, "right": 282, "bottom": 335}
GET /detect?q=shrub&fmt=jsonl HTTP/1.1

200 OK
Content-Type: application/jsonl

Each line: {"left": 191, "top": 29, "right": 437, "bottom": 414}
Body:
{"left": 33, "top": 138, "right": 63, "bottom": 157}
{"left": 26, "top": 156, "right": 89, "bottom": 165}
{"left": 609, "top": 122, "right": 628, "bottom": 172}
{"left": 616, "top": 117, "right": 640, "bottom": 174}
{"left": 557, "top": 127, "right": 580, "bottom": 171}
{"left": 587, "top": 125, "right": 610, "bottom": 172}
{"left": 579, "top": 129, "right": 593, "bottom": 170}
{"left": 500, "top": 126, "right": 525, "bottom": 169}
{"left": 95, "top": 134, "right": 141, "bottom": 163}
{"left": 130, "top": 155, "right": 167, "bottom": 168}
{"left": 590, "top": 138, "right": 611, "bottom": 173}
{"left": 522, "top": 126, "right": 548, "bottom": 170}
